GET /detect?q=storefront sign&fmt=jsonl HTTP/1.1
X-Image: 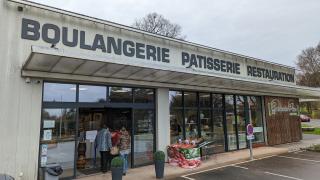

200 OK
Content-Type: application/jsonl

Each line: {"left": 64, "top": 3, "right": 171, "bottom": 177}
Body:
{"left": 269, "top": 99, "right": 298, "bottom": 115}
{"left": 20, "top": 18, "right": 295, "bottom": 83}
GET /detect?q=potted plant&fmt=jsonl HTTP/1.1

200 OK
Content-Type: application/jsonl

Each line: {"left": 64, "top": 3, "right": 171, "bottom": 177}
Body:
{"left": 154, "top": 151, "right": 165, "bottom": 179}
{"left": 111, "top": 156, "right": 124, "bottom": 180}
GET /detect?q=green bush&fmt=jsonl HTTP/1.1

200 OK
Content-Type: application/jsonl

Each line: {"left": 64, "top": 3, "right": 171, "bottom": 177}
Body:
{"left": 154, "top": 151, "right": 165, "bottom": 161}
{"left": 111, "top": 156, "right": 124, "bottom": 167}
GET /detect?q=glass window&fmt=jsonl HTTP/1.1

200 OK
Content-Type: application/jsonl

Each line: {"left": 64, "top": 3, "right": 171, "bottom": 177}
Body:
{"left": 170, "top": 109, "right": 183, "bottom": 144}
{"left": 109, "top": 87, "right": 132, "bottom": 103}
{"left": 212, "top": 115, "right": 225, "bottom": 153}
{"left": 40, "top": 108, "right": 76, "bottom": 179}
{"left": 169, "top": 91, "right": 183, "bottom": 108}
{"left": 133, "top": 110, "right": 154, "bottom": 166}
{"left": 184, "top": 92, "right": 197, "bottom": 107}
{"left": 43, "top": 83, "right": 76, "bottom": 102}
{"left": 185, "top": 109, "right": 198, "bottom": 139}
{"left": 212, "top": 94, "right": 223, "bottom": 109}
{"left": 199, "top": 93, "right": 211, "bottom": 107}
{"left": 134, "top": 88, "right": 154, "bottom": 103}
{"left": 225, "top": 95, "right": 237, "bottom": 150}
{"left": 236, "top": 96, "right": 247, "bottom": 149}
{"left": 248, "top": 96, "right": 264, "bottom": 143}
{"left": 79, "top": 85, "right": 106, "bottom": 102}
{"left": 200, "top": 109, "right": 213, "bottom": 153}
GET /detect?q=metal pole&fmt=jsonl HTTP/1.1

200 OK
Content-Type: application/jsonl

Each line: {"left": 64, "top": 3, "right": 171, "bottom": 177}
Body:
{"left": 249, "top": 139, "right": 253, "bottom": 160}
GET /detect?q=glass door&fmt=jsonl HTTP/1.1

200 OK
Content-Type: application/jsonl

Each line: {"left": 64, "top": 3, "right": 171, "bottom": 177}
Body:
{"left": 39, "top": 108, "right": 76, "bottom": 179}
{"left": 225, "top": 95, "right": 237, "bottom": 150}
{"left": 235, "top": 96, "right": 247, "bottom": 149}
{"left": 133, "top": 109, "right": 155, "bottom": 167}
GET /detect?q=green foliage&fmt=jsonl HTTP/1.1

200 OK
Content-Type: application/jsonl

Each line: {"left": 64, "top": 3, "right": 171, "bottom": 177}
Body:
{"left": 304, "top": 128, "right": 320, "bottom": 135}
{"left": 154, "top": 151, "right": 165, "bottom": 161}
{"left": 111, "top": 156, "right": 124, "bottom": 167}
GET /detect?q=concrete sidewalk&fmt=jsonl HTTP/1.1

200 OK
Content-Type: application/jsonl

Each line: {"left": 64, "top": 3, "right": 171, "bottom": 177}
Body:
{"left": 78, "top": 137, "right": 320, "bottom": 180}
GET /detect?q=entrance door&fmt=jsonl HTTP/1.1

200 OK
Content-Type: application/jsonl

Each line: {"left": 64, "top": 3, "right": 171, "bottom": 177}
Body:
{"left": 76, "top": 108, "right": 132, "bottom": 176}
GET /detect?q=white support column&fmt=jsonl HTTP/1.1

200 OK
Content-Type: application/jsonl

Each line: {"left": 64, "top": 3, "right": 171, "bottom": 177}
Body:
{"left": 156, "top": 88, "right": 170, "bottom": 159}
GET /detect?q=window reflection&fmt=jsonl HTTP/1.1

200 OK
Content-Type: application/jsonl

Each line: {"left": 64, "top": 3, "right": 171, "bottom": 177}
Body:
{"left": 236, "top": 96, "right": 247, "bottom": 149}
{"left": 134, "top": 110, "right": 154, "bottom": 166}
{"left": 109, "top": 87, "right": 132, "bottom": 103}
{"left": 43, "top": 83, "right": 76, "bottom": 102}
{"left": 225, "top": 95, "right": 237, "bottom": 150}
{"left": 185, "top": 109, "right": 198, "bottom": 139}
{"left": 79, "top": 85, "right": 106, "bottom": 102}
{"left": 170, "top": 109, "right": 183, "bottom": 144}
{"left": 134, "top": 88, "right": 154, "bottom": 103}
{"left": 169, "top": 91, "right": 182, "bottom": 108}
{"left": 248, "top": 96, "right": 264, "bottom": 143}
{"left": 40, "top": 108, "right": 76, "bottom": 179}
{"left": 184, "top": 92, "right": 197, "bottom": 107}
{"left": 199, "top": 93, "right": 211, "bottom": 107}
{"left": 212, "top": 94, "right": 225, "bottom": 153}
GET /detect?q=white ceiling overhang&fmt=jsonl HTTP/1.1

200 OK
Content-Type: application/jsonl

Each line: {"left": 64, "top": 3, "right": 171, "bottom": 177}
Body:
{"left": 22, "top": 46, "right": 320, "bottom": 98}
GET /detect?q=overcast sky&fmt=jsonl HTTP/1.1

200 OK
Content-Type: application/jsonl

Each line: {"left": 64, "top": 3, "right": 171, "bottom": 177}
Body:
{"left": 31, "top": 0, "right": 320, "bottom": 67}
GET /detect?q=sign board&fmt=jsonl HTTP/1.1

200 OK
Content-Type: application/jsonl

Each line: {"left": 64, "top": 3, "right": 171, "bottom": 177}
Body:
{"left": 247, "top": 124, "right": 254, "bottom": 136}
{"left": 43, "top": 129, "right": 52, "bottom": 141}
{"left": 247, "top": 135, "right": 255, "bottom": 140}
{"left": 86, "top": 130, "right": 98, "bottom": 142}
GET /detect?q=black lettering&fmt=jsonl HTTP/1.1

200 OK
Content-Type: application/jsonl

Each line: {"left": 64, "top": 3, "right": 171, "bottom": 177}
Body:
{"left": 162, "top": 48, "right": 170, "bottom": 63}
{"left": 182, "top": 52, "right": 190, "bottom": 65}
{"left": 42, "top": 23, "right": 60, "bottom": 44}
{"left": 21, "top": 18, "right": 40, "bottom": 40}
{"left": 226, "top": 61, "right": 232, "bottom": 73}
{"left": 207, "top": 58, "right": 213, "bottom": 70}
{"left": 220, "top": 60, "right": 226, "bottom": 72}
{"left": 62, "top": 27, "right": 78, "bottom": 47}
{"left": 146, "top": 45, "right": 156, "bottom": 61}
{"left": 136, "top": 43, "right": 145, "bottom": 59}
{"left": 80, "top": 31, "right": 92, "bottom": 50}
{"left": 247, "top": 66, "right": 252, "bottom": 76}
{"left": 213, "top": 59, "right": 220, "bottom": 71}
{"left": 235, "top": 63, "right": 240, "bottom": 74}
{"left": 123, "top": 40, "right": 135, "bottom": 57}
{"left": 92, "top": 34, "right": 106, "bottom": 52}
{"left": 190, "top": 54, "right": 198, "bottom": 68}
{"left": 107, "top": 37, "right": 122, "bottom": 55}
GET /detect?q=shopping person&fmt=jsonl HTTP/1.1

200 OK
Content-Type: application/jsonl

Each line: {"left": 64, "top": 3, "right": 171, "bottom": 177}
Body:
{"left": 95, "top": 124, "right": 112, "bottom": 173}
{"left": 119, "top": 126, "right": 131, "bottom": 175}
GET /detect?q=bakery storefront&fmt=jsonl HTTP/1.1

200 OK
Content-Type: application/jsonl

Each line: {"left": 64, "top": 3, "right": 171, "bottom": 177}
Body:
{"left": 1, "top": 0, "right": 320, "bottom": 180}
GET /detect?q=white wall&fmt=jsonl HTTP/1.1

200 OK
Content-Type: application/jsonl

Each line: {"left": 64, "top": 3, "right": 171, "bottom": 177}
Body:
{"left": 156, "top": 88, "right": 170, "bottom": 159}
{"left": 0, "top": 1, "right": 42, "bottom": 179}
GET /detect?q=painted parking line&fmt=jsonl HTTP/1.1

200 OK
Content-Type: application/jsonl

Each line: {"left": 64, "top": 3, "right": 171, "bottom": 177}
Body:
{"left": 264, "top": 171, "right": 304, "bottom": 180}
{"left": 180, "top": 155, "right": 275, "bottom": 179}
{"left": 277, "top": 155, "right": 320, "bottom": 163}
{"left": 232, "top": 165, "right": 249, "bottom": 170}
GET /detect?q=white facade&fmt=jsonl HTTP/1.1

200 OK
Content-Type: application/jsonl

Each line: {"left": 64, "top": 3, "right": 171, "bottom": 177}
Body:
{"left": 0, "top": 0, "right": 320, "bottom": 179}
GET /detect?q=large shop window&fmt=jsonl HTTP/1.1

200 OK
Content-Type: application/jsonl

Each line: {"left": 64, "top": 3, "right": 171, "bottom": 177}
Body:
{"left": 236, "top": 96, "right": 247, "bottom": 149}
{"left": 225, "top": 95, "right": 237, "bottom": 150}
{"left": 248, "top": 96, "right": 264, "bottom": 143}
{"left": 212, "top": 94, "right": 225, "bottom": 153}
{"left": 169, "top": 91, "right": 183, "bottom": 143}
{"left": 43, "top": 83, "right": 76, "bottom": 102}
{"left": 40, "top": 82, "right": 156, "bottom": 178}
{"left": 40, "top": 108, "right": 76, "bottom": 179}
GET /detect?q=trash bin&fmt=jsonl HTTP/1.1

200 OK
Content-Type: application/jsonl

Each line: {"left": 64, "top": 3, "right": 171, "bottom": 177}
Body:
{"left": 0, "top": 174, "right": 14, "bottom": 180}
{"left": 43, "top": 164, "right": 63, "bottom": 180}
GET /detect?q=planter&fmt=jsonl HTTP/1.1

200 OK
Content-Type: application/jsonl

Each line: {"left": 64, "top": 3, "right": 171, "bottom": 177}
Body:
{"left": 111, "top": 167, "right": 123, "bottom": 180}
{"left": 155, "top": 160, "right": 165, "bottom": 179}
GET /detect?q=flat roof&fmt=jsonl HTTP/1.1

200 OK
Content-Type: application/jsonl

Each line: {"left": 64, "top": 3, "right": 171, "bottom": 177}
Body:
{"left": 8, "top": 0, "right": 295, "bottom": 70}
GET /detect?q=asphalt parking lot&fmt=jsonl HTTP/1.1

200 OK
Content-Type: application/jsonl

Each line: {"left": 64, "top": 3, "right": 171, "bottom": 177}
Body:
{"left": 177, "top": 151, "right": 320, "bottom": 180}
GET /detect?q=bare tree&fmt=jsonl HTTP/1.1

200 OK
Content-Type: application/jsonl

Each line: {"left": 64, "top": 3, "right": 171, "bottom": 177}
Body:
{"left": 132, "top": 12, "right": 186, "bottom": 40}
{"left": 296, "top": 42, "right": 320, "bottom": 87}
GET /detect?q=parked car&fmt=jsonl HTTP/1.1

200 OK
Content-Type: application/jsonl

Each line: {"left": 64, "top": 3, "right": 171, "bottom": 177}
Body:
{"left": 300, "top": 114, "right": 311, "bottom": 122}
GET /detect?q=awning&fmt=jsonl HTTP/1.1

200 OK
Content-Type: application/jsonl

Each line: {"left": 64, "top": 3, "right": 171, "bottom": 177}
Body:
{"left": 22, "top": 46, "right": 320, "bottom": 98}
